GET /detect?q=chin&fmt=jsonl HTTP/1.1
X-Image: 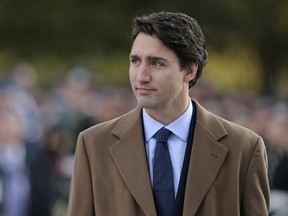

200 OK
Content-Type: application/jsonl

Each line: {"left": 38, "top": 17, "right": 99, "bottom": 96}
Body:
{"left": 136, "top": 99, "right": 156, "bottom": 110}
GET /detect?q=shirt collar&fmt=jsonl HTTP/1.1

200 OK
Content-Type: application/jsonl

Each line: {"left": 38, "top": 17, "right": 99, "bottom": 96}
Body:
{"left": 142, "top": 99, "right": 193, "bottom": 142}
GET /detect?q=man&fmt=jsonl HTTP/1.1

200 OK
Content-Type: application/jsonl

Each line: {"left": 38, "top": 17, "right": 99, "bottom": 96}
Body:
{"left": 67, "top": 11, "right": 270, "bottom": 216}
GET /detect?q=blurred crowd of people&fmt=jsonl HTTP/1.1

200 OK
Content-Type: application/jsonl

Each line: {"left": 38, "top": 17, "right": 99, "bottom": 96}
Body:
{"left": 0, "top": 62, "right": 287, "bottom": 215}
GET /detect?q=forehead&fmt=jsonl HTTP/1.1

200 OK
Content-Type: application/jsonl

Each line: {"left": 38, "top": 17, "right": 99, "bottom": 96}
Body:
{"left": 130, "top": 33, "right": 177, "bottom": 60}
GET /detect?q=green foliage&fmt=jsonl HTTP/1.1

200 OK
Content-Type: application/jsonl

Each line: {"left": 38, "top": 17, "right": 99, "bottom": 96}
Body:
{"left": 96, "top": 51, "right": 130, "bottom": 85}
{"left": 0, "top": 0, "right": 287, "bottom": 95}
{"left": 205, "top": 46, "right": 262, "bottom": 92}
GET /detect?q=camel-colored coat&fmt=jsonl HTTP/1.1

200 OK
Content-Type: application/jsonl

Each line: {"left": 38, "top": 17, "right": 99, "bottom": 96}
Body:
{"left": 67, "top": 100, "right": 270, "bottom": 216}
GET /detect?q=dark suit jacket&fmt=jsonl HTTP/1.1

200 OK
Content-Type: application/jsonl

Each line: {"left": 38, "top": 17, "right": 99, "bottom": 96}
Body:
{"left": 67, "top": 100, "right": 270, "bottom": 216}
{"left": 26, "top": 143, "right": 58, "bottom": 216}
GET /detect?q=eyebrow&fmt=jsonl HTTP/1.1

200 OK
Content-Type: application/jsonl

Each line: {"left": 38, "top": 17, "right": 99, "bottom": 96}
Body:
{"left": 147, "top": 56, "right": 168, "bottom": 63}
{"left": 129, "top": 54, "right": 169, "bottom": 63}
{"left": 129, "top": 54, "right": 138, "bottom": 59}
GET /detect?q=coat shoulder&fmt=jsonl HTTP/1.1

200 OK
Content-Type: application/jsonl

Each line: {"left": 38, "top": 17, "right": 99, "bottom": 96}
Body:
{"left": 79, "top": 107, "right": 141, "bottom": 144}
{"left": 194, "top": 99, "right": 264, "bottom": 151}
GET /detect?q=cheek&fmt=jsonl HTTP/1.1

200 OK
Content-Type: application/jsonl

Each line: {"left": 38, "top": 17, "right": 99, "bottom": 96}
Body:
{"left": 129, "top": 68, "right": 135, "bottom": 82}
{"left": 168, "top": 71, "right": 184, "bottom": 83}
{"left": 166, "top": 72, "right": 185, "bottom": 91}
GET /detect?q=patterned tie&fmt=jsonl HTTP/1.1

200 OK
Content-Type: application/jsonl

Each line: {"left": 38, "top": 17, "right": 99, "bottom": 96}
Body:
{"left": 153, "top": 128, "right": 175, "bottom": 216}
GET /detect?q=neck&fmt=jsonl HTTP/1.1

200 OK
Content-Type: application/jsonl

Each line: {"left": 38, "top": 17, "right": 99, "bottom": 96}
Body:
{"left": 145, "top": 98, "right": 190, "bottom": 125}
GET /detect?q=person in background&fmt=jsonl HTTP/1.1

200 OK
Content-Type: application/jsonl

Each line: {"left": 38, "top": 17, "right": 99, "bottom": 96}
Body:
{"left": 67, "top": 11, "right": 270, "bottom": 216}
{"left": 269, "top": 155, "right": 288, "bottom": 215}
{"left": 0, "top": 106, "right": 57, "bottom": 216}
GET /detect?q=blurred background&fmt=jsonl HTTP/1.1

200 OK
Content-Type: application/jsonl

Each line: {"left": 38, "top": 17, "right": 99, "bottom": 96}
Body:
{"left": 0, "top": 0, "right": 287, "bottom": 215}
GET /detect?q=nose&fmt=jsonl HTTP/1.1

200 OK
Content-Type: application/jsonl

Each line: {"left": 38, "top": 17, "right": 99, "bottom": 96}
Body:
{"left": 136, "top": 64, "right": 151, "bottom": 83}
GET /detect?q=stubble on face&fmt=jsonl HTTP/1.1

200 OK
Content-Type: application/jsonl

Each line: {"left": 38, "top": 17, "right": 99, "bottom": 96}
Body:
{"left": 129, "top": 33, "right": 190, "bottom": 122}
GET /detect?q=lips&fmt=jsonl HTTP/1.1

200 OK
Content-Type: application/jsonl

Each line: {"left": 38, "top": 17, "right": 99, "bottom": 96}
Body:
{"left": 136, "top": 86, "right": 156, "bottom": 94}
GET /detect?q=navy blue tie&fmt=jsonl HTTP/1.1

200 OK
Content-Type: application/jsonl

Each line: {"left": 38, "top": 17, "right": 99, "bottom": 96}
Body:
{"left": 153, "top": 128, "right": 175, "bottom": 216}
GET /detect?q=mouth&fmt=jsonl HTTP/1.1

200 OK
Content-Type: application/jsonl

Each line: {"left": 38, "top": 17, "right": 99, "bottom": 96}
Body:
{"left": 135, "top": 87, "right": 156, "bottom": 95}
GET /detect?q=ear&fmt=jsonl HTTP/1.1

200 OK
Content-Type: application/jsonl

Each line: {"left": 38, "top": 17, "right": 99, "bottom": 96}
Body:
{"left": 184, "top": 63, "right": 198, "bottom": 83}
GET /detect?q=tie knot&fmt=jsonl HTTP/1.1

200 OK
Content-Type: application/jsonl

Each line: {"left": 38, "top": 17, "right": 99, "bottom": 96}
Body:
{"left": 156, "top": 128, "right": 172, "bottom": 143}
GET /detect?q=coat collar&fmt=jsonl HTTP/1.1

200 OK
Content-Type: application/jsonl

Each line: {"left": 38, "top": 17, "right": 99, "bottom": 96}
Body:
{"left": 109, "top": 107, "right": 157, "bottom": 216}
{"left": 183, "top": 100, "right": 229, "bottom": 215}
{"left": 109, "top": 101, "right": 229, "bottom": 215}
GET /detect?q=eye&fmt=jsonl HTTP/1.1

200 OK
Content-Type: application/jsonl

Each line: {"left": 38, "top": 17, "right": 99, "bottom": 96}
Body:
{"left": 130, "top": 57, "right": 140, "bottom": 66}
{"left": 151, "top": 60, "right": 165, "bottom": 68}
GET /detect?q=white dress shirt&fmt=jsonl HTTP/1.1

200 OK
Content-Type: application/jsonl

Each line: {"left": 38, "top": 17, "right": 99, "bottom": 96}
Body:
{"left": 142, "top": 100, "right": 193, "bottom": 196}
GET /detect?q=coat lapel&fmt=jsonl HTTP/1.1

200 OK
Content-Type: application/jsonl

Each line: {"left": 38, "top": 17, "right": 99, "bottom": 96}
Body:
{"left": 108, "top": 102, "right": 229, "bottom": 216}
{"left": 109, "top": 108, "right": 157, "bottom": 216}
{"left": 183, "top": 101, "right": 229, "bottom": 215}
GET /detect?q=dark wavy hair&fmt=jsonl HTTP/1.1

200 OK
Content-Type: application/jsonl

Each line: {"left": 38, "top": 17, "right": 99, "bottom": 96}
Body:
{"left": 131, "top": 11, "right": 208, "bottom": 88}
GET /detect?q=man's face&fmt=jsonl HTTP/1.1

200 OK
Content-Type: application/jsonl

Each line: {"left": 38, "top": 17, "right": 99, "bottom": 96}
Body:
{"left": 129, "top": 33, "right": 194, "bottom": 116}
